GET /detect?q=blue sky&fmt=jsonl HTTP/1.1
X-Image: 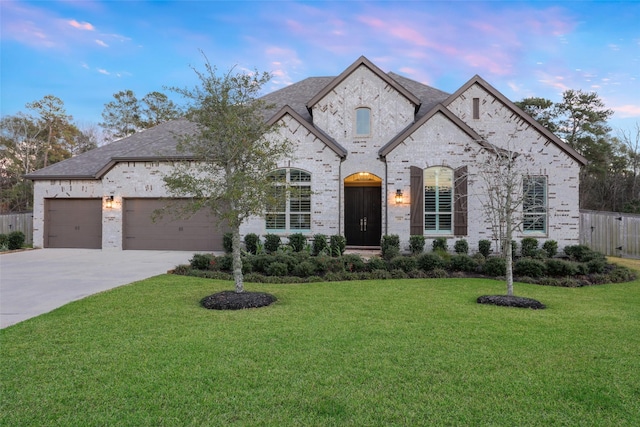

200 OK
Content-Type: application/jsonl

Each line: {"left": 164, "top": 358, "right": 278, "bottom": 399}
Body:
{"left": 1, "top": 0, "right": 639, "bottom": 136}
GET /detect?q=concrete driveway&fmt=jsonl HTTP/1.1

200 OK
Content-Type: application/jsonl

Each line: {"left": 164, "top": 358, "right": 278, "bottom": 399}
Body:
{"left": 0, "top": 249, "right": 198, "bottom": 328}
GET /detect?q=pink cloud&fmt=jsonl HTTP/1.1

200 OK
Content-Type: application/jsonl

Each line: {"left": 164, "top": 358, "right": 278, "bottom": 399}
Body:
{"left": 613, "top": 104, "right": 640, "bottom": 118}
{"left": 68, "top": 19, "right": 94, "bottom": 31}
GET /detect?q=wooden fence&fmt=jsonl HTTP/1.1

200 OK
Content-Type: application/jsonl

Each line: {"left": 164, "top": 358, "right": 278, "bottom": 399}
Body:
{"left": 580, "top": 210, "right": 640, "bottom": 258}
{"left": 0, "top": 212, "right": 33, "bottom": 245}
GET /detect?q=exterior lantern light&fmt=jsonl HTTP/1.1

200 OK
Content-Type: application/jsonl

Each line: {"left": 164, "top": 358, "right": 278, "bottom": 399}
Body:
{"left": 395, "top": 189, "right": 403, "bottom": 204}
{"left": 105, "top": 195, "right": 114, "bottom": 209}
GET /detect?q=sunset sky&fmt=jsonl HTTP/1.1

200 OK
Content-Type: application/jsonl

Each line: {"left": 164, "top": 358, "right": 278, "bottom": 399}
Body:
{"left": 1, "top": 0, "right": 639, "bottom": 135}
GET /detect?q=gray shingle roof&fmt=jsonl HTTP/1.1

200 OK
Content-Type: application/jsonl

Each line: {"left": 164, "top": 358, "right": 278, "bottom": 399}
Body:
{"left": 26, "top": 69, "right": 454, "bottom": 180}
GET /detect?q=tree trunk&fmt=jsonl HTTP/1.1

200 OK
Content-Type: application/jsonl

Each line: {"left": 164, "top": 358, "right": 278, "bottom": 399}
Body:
{"left": 231, "top": 225, "right": 244, "bottom": 293}
{"left": 505, "top": 189, "right": 514, "bottom": 296}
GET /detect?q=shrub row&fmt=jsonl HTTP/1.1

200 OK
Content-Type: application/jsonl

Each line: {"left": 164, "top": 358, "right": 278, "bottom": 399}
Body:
{"left": 0, "top": 231, "right": 25, "bottom": 251}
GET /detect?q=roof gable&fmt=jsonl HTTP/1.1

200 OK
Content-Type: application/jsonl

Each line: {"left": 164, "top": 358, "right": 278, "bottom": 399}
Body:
{"left": 444, "top": 75, "right": 588, "bottom": 165}
{"left": 306, "top": 56, "right": 421, "bottom": 113}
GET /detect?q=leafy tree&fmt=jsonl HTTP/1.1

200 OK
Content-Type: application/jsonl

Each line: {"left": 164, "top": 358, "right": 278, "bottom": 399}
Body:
{"left": 515, "top": 97, "right": 558, "bottom": 133}
{"left": 25, "top": 95, "right": 72, "bottom": 168}
{"left": 163, "top": 58, "right": 291, "bottom": 293}
{"left": 140, "top": 91, "right": 181, "bottom": 128}
{"left": 100, "top": 90, "right": 141, "bottom": 141}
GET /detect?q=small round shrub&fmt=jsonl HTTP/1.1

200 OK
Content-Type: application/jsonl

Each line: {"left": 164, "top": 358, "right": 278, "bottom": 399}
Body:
{"left": 587, "top": 258, "right": 607, "bottom": 274}
{"left": 478, "top": 240, "right": 492, "bottom": 258}
{"left": 390, "top": 269, "right": 409, "bottom": 279}
{"left": 190, "top": 253, "right": 215, "bottom": 270}
{"left": 223, "top": 232, "right": 233, "bottom": 254}
{"left": 244, "top": 233, "right": 260, "bottom": 255}
{"left": 342, "top": 254, "right": 367, "bottom": 272}
{"left": 449, "top": 254, "right": 479, "bottom": 272}
{"left": 324, "top": 272, "right": 346, "bottom": 282}
{"left": 266, "top": 262, "right": 288, "bottom": 276}
{"left": 241, "top": 257, "right": 254, "bottom": 274}
{"left": 7, "top": 231, "right": 25, "bottom": 250}
{"left": 545, "top": 259, "right": 578, "bottom": 277}
{"left": 427, "top": 268, "right": 448, "bottom": 278}
{"left": 293, "top": 261, "right": 316, "bottom": 277}
{"left": 389, "top": 255, "right": 418, "bottom": 273}
{"left": 564, "top": 244, "right": 599, "bottom": 262}
{"left": 306, "top": 275, "right": 324, "bottom": 283}
{"left": 244, "top": 272, "right": 266, "bottom": 283}
{"left": 330, "top": 235, "right": 346, "bottom": 257}
{"left": 514, "top": 258, "right": 546, "bottom": 278}
{"left": 264, "top": 234, "right": 281, "bottom": 254}
{"left": 173, "top": 264, "right": 191, "bottom": 275}
{"left": 381, "top": 234, "right": 400, "bottom": 260}
{"left": 217, "top": 254, "right": 234, "bottom": 272}
{"left": 542, "top": 240, "right": 558, "bottom": 258}
{"left": 607, "top": 266, "right": 636, "bottom": 283}
{"left": 432, "top": 237, "right": 448, "bottom": 252}
{"left": 483, "top": 257, "right": 506, "bottom": 276}
{"left": 312, "top": 234, "right": 328, "bottom": 256}
{"left": 272, "top": 253, "right": 297, "bottom": 272}
{"left": 472, "top": 252, "right": 486, "bottom": 266}
{"left": 370, "top": 269, "right": 392, "bottom": 280}
{"left": 326, "top": 257, "right": 345, "bottom": 273}
{"left": 520, "top": 237, "right": 539, "bottom": 258}
{"left": 409, "top": 235, "right": 426, "bottom": 254}
{"left": 249, "top": 254, "right": 271, "bottom": 274}
{"left": 0, "top": 234, "right": 8, "bottom": 250}
{"left": 454, "top": 239, "right": 469, "bottom": 254}
{"left": 286, "top": 233, "right": 306, "bottom": 253}
{"left": 366, "top": 256, "right": 387, "bottom": 272}
{"left": 417, "top": 253, "right": 445, "bottom": 271}
{"left": 312, "top": 256, "right": 330, "bottom": 275}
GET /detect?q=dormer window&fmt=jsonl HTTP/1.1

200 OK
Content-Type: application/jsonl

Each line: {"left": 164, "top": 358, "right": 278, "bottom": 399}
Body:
{"left": 355, "top": 107, "right": 371, "bottom": 136}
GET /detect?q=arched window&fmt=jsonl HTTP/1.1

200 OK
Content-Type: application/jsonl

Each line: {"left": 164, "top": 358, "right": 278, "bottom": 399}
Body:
{"left": 424, "top": 167, "right": 453, "bottom": 233}
{"left": 355, "top": 107, "right": 371, "bottom": 136}
{"left": 266, "top": 168, "right": 311, "bottom": 232}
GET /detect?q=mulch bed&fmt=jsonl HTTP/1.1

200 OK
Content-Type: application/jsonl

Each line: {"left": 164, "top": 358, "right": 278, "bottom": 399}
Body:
{"left": 477, "top": 295, "right": 546, "bottom": 309}
{"left": 201, "top": 290, "right": 277, "bottom": 310}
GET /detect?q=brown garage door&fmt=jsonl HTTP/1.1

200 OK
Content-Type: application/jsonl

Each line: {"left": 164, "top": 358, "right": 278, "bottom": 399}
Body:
{"left": 45, "top": 198, "right": 102, "bottom": 248}
{"left": 123, "top": 199, "right": 225, "bottom": 251}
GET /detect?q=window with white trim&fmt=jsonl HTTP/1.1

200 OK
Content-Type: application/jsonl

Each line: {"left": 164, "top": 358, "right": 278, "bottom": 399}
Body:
{"left": 424, "top": 167, "right": 453, "bottom": 234}
{"left": 523, "top": 176, "right": 547, "bottom": 234}
{"left": 266, "top": 168, "right": 311, "bottom": 231}
{"left": 355, "top": 107, "right": 371, "bottom": 136}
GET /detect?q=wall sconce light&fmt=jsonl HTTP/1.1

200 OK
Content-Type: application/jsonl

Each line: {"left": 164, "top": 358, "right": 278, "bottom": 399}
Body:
{"left": 395, "top": 189, "right": 403, "bottom": 204}
{"left": 105, "top": 195, "right": 114, "bottom": 209}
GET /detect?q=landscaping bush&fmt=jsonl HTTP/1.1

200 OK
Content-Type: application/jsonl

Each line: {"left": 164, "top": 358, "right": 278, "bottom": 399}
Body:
{"left": 564, "top": 244, "right": 598, "bottom": 262}
{"left": 482, "top": 257, "right": 506, "bottom": 276}
{"left": 472, "top": 252, "right": 486, "bottom": 266}
{"left": 478, "top": 240, "right": 492, "bottom": 257}
{"left": 266, "top": 262, "right": 288, "bottom": 277}
{"left": 326, "top": 257, "right": 345, "bottom": 273}
{"left": 427, "top": 268, "right": 449, "bottom": 278}
{"left": 223, "top": 232, "right": 233, "bottom": 254}
{"left": 607, "top": 266, "right": 637, "bottom": 283}
{"left": 370, "top": 269, "right": 392, "bottom": 280}
{"left": 514, "top": 258, "right": 547, "bottom": 278}
{"left": 545, "top": 259, "right": 578, "bottom": 277}
{"left": 587, "top": 258, "right": 607, "bottom": 274}
{"left": 217, "top": 254, "right": 234, "bottom": 271}
{"left": 6, "top": 231, "right": 25, "bottom": 250}
{"left": 449, "top": 254, "right": 479, "bottom": 272}
{"left": 288, "top": 233, "right": 306, "bottom": 253}
{"left": 0, "top": 234, "right": 8, "bottom": 251}
{"left": 432, "top": 237, "right": 448, "bottom": 252}
{"left": 330, "top": 235, "right": 346, "bottom": 257}
{"left": 454, "top": 239, "right": 469, "bottom": 254}
{"left": 312, "top": 234, "right": 328, "bottom": 256}
{"left": 390, "top": 269, "right": 409, "bottom": 279}
{"left": 381, "top": 234, "right": 400, "bottom": 260}
{"left": 511, "top": 240, "right": 518, "bottom": 259}
{"left": 264, "top": 234, "right": 281, "bottom": 254}
{"left": 342, "top": 254, "right": 367, "bottom": 272}
{"left": 390, "top": 255, "right": 418, "bottom": 273}
{"left": 542, "top": 240, "right": 558, "bottom": 258}
{"left": 366, "top": 256, "right": 387, "bottom": 272}
{"left": 293, "top": 261, "right": 316, "bottom": 277}
{"left": 417, "top": 253, "right": 445, "bottom": 272}
{"left": 244, "top": 233, "right": 260, "bottom": 255}
{"left": 409, "top": 235, "right": 426, "bottom": 254}
{"left": 520, "top": 237, "right": 539, "bottom": 258}
{"left": 190, "top": 253, "right": 215, "bottom": 270}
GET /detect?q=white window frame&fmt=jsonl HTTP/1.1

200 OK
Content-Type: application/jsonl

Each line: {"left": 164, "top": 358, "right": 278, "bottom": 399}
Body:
{"left": 424, "top": 167, "right": 454, "bottom": 235}
{"left": 523, "top": 176, "right": 547, "bottom": 235}
{"left": 266, "top": 168, "right": 311, "bottom": 232}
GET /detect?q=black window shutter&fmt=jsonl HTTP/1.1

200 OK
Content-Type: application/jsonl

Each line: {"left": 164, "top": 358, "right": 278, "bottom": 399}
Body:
{"left": 454, "top": 166, "right": 468, "bottom": 236}
{"left": 410, "top": 166, "right": 424, "bottom": 236}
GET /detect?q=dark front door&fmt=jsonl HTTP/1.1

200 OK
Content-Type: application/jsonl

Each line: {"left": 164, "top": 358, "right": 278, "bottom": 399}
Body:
{"left": 345, "top": 186, "right": 382, "bottom": 246}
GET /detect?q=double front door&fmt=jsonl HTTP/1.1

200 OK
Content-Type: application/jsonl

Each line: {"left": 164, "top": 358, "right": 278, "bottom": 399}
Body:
{"left": 344, "top": 186, "right": 381, "bottom": 247}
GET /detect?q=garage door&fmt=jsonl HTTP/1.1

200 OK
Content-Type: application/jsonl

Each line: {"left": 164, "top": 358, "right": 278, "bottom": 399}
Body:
{"left": 45, "top": 199, "right": 102, "bottom": 248}
{"left": 123, "top": 199, "right": 225, "bottom": 251}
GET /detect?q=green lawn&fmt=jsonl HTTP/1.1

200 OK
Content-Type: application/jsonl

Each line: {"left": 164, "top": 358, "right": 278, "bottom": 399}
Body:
{"left": 2, "top": 275, "right": 639, "bottom": 426}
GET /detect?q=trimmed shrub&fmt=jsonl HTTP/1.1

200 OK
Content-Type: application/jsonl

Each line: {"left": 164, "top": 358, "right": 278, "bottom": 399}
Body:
{"left": 449, "top": 254, "right": 479, "bottom": 272}
{"left": 223, "top": 232, "right": 233, "bottom": 254}
{"left": 417, "top": 253, "right": 445, "bottom": 272}
{"left": 409, "top": 235, "right": 426, "bottom": 254}
{"left": 381, "top": 234, "right": 400, "bottom": 260}
{"left": 483, "top": 257, "right": 506, "bottom": 276}
{"left": 173, "top": 264, "right": 191, "bottom": 275}
{"left": 250, "top": 254, "right": 271, "bottom": 274}
{"left": 217, "top": 254, "right": 234, "bottom": 272}
{"left": 511, "top": 240, "right": 518, "bottom": 259}
{"left": 330, "top": 235, "right": 347, "bottom": 257}
{"left": 478, "top": 240, "right": 492, "bottom": 258}
{"left": 514, "top": 258, "right": 547, "bottom": 278}
{"left": 432, "top": 237, "right": 448, "bottom": 252}
{"left": 564, "top": 244, "right": 597, "bottom": 262}
{"left": 454, "top": 239, "right": 469, "bottom": 254}
{"left": 0, "top": 234, "right": 8, "bottom": 250}
{"left": 288, "top": 233, "right": 307, "bottom": 253}
{"left": 266, "top": 262, "right": 288, "bottom": 277}
{"left": 312, "top": 256, "right": 330, "bottom": 275}
{"left": 312, "top": 234, "right": 328, "bottom": 256}
{"left": 264, "top": 234, "right": 281, "bottom": 254}
{"left": 326, "top": 257, "right": 345, "bottom": 273}
{"left": 190, "top": 253, "right": 215, "bottom": 270}
{"left": 390, "top": 256, "right": 418, "bottom": 273}
{"left": 370, "top": 269, "right": 392, "bottom": 280}
{"left": 607, "top": 266, "right": 636, "bottom": 283}
{"left": 427, "top": 268, "right": 448, "bottom": 279}
{"left": 587, "top": 258, "right": 607, "bottom": 274}
{"left": 366, "top": 256, "right": 387, "bottom": 272}
{"left": 542, "top": 240, "right": 558, "bottom": 258}
{"left": 545, "top": 259, "right": 578, "bottom": 277}
{"left": 244, "top": 233, "right": 260, "bottom": 255}
{"left": 293, "top": 261, "right": 316, "bottom": 277}
{"left": 520, "top": 237, "right": 539, "bottom": 258}
{"left": 342, "top": 254, "right": 367, "bottom": 272}
{"left": 390, "top": 269, "right": 409, "bottom": 279}
{"left": 7, "top": 231, "right": 25, "bottom": 250}
{"left": 241, "top": 257, "right": 254, "bottom": 274}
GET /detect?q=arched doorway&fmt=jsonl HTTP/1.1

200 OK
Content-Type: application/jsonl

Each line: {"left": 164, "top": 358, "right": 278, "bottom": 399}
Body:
{"left": 344, "top": 172, "right": 382, "bottom": 247}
